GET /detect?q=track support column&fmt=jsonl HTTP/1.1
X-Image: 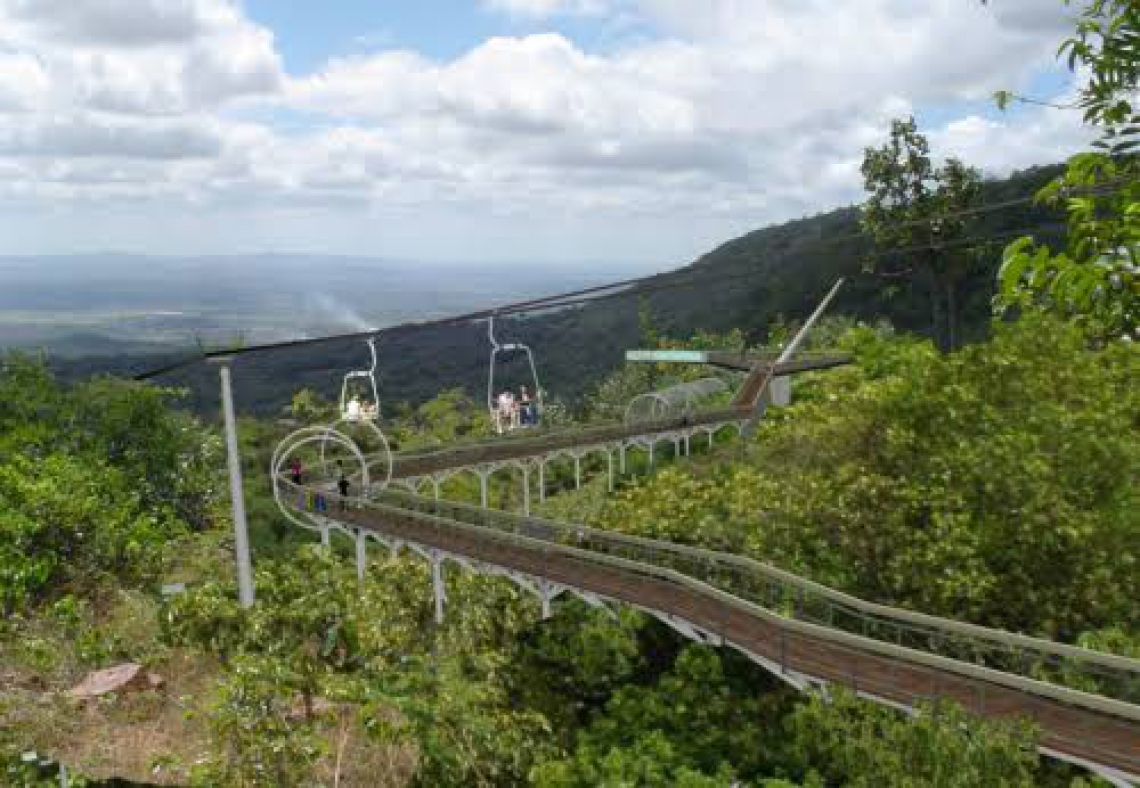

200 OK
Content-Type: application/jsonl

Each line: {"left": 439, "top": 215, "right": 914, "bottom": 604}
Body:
{"left": 355, "top": 529, "right": 367, "bottom": 581}
{"left": 522, "top": 463, "right": 531, "bottom": 516}
{"left": 213, "top": 358, "right": 255, "bottom": 608}
{"left": 538, "top": 461, "right": 546, "bottom": 502}
{"left": 479, "top": 470, "right": 489, "bottom": 508}
{"left": 607, "top": 449, "right": 615, "bottom": 492}
{"left": 574, "top": 455, "right": 581, "bottom": 489}
{"left": 431, "top": 553, "right": 445, "bottom": 625}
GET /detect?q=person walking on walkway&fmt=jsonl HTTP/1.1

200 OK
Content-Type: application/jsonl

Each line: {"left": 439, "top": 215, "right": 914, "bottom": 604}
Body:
{"left": 337, "top": 460, "right": 350, "bottom": 510}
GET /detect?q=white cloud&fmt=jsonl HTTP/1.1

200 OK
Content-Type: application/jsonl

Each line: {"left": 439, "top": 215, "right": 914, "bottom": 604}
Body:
{"left": 0, "top": 0, "right": 283, "bottom": 114}
{"left": 0, "top": 0, "right": 1096, "bottom": 262}
{"left": 484, "top": 0, "right": 611, "bottom": 19}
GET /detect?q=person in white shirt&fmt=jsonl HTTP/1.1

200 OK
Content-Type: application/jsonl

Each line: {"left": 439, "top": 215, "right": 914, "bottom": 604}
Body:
{"left": 346, "top": 396, "right": 362, "bottom": 421}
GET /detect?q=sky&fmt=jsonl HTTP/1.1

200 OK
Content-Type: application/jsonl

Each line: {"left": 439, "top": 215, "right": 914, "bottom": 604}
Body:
{"left": 0, "top": 0, "right": 1092, "bottom": 267}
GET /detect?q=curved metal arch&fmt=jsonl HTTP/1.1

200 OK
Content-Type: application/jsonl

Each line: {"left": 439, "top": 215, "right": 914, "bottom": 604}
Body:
{"left": 272, "top": 426, "right": 368, "bottom": 534}
{"left": 625, "top": 377, "right": 728, "bottom": 426}
{"left": 487, "top": 315, "right": 544, "bottom": 432}
{"left": 318, "top": 416, "right": 393, "bottom": 494}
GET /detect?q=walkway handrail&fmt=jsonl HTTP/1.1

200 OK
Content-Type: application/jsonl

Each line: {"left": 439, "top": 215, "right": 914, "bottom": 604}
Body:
{"left": 374, "top": 488, "right": 1140, "bottom": 707}
{"left": 385, "top": 407, "right": 749, "bottom": 474}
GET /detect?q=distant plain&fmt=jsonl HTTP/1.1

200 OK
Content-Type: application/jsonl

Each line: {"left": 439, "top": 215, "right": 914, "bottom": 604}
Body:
{"left": 0, "top": 254, "right": 648, "bottom": 358}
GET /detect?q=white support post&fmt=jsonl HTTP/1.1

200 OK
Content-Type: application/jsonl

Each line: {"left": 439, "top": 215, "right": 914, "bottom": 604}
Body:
{"left": 684, "top": 433, "right": 691, "bottom": 455}
{"left": 649, "top": 442, "right": 655, "bottom": 468}
{"left": 432, "top": 477, "right": 441, "bottom": 500}
{"left": 607, "top": 450, "right": 614, "bottom": 492}
{"left": 573, "top": 455, "right": 581, "bottom": 489}
{"left": 214, "top": 359, "right": 255, "bottom": 608}
{"left": 431, "top": 555, "right": 445, "bottom": 625}
{"left": 320, "top": 525, "right": 331, "bottom": 549}
{"left": 479, "top": 471, "right": 489, "bottom": 508}
{"left": 538, "top": 461, "right": 546, "bottom": 502}
{"left": 522, "top": 463, "right": 531, "bottom": 516}
{"left": 355, "top": 529, "right": 367, "bottom": 581}
{"left": 620, "top": 444, "right": 627, "bottom": 473}
{"left": 709, "top": 430, "right": 715, "bottom": 449}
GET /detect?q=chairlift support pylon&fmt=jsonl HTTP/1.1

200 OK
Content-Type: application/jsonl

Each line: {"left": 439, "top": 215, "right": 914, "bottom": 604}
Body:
{"left": 487, "top": 315, "right": 543, "bottom": 433}
{"left": 340, "top": 336, "right": 381, "bottom": 423}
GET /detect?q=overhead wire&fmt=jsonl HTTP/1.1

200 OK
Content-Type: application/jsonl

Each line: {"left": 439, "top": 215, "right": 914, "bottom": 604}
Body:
{"left": 134, "top": 176, "right": 1135, "bottom": 380}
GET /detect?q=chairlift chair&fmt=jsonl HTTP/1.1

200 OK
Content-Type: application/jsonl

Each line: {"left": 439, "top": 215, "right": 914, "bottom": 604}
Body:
{"left": 340, "top": 337, "right": 381, "bottom": 423}
{"left": 486, "top": 315, "right": 543, "bottom": 434}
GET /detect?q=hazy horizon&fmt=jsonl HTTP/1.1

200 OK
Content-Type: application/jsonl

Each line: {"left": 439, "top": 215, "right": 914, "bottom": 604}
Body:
{"left": 0, "top": 253, "right": 658, "bottom": 358}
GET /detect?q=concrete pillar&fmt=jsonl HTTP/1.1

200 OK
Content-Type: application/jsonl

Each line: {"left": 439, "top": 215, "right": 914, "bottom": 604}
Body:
{"left": 215, "top": 360, "right": 254, "bottom": 608}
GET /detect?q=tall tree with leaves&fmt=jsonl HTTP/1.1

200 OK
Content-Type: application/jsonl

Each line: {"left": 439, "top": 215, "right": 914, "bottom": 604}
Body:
{"left": 860, "top": 117, "right": 984, "bottom": 352}
{"left": 993, "top": 0, "right": 1138, "bottom": 340}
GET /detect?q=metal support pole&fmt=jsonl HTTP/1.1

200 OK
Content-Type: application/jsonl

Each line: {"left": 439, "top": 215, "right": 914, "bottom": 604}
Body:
{"left": 522, "top": 463, "right": 531, "bottom": 516}
{"left": 620, "top": 443, "right": 627, "bottom": 473}
{"left": 573, "top": 455, "right": 581, "bottom": 489}
{"left": 607, "top": 450, "right": 614, "bottom": 492}
{"left": 432, "top": 555, "right": 445, "bottom": 625}
{"left": 320, "top": 526, "right": 331, "bottom": 549}
{"left": 709, "top": 430, "right": 715, "bottom": 449}
{"left": 649, "top": 442, "right": 655, "bottom": 468}
{"left": 355, "top": 529, "right": 367, "bottom": 581}
{"left": 479, "top": 471, "right": 489, "bottom": 508}
{"left": 215, "top": 360, "right": 254, "bottom": 608}
{"left": 432, "top": 477, "right": 440, "bottom": 500}
{"left": 538, "top": 461, "right": 546, "bottom": 502}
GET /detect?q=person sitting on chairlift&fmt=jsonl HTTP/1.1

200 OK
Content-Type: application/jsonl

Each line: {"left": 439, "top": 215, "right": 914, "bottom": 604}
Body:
{"left": 497, "top": 390, "right": 515, "bottom": 433}
{"left": 519, "top": 385, "right": 534, "bottom": 426}
{"left": 346, "top": 396, "right": 363, "bottom": 421}
{"left": 361, "top": 400, "right": 376, "bottom": 421}
{"left": 289, "top": 458, "right": 303, "bottom": 486}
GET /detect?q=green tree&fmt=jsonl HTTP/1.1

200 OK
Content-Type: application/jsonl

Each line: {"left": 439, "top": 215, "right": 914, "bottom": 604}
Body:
{"left": 189, "top": 654, "right": 325, "bottom": 788}
{"left": 532, "top": 647, "right": 791, "bottom": 786}
{"left": 993, "top": 0, "right": 1138, "bottom": 340}
{"left": 0, "top": 453, "right": 181, "bottom": 613}
{"left": 289, "top": 387, "right": 331, "bottom": 422}
{"left": 861, "top": 117, "right": 984, "bottom": 351}
{"left": 596, "top": 318, "right": 1138, "bottom": 639}
{"left": 780, "top": 689, "right": 1040, "bottom": 787}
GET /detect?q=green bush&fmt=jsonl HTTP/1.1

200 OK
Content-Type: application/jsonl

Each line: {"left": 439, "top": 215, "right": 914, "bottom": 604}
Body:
{"left": 0, "top": 453, "right": 181, "bottom": 612}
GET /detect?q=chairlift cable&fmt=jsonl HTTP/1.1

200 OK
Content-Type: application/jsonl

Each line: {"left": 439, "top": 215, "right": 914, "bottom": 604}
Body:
{"left": 133, "top": 207, "right": 1088, "bottom": 381}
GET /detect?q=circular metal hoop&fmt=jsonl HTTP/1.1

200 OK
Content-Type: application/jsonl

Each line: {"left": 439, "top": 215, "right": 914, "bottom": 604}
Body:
{"left": 318, "top": 416, "right": 393, "bottom": 494}
{"left": 272, "top": 425, "right": 370, "bottom": 533}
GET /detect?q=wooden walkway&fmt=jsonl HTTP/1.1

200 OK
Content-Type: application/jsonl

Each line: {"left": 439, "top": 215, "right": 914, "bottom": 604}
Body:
{"left": 306, "top": 496, "right": 1140, "bottom": 781}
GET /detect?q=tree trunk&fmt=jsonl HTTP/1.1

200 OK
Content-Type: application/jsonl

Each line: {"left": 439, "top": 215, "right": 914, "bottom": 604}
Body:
{"left": 927, "top": 265, "right": 947, "bottom": 352}
{"left": 945, "top": 278, "right": 959, "bottom": 352}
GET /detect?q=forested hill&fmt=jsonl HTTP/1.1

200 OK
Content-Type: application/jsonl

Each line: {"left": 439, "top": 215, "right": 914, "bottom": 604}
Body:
{"left": 56, "top": 163, "right": 1066, "bottom": 417}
